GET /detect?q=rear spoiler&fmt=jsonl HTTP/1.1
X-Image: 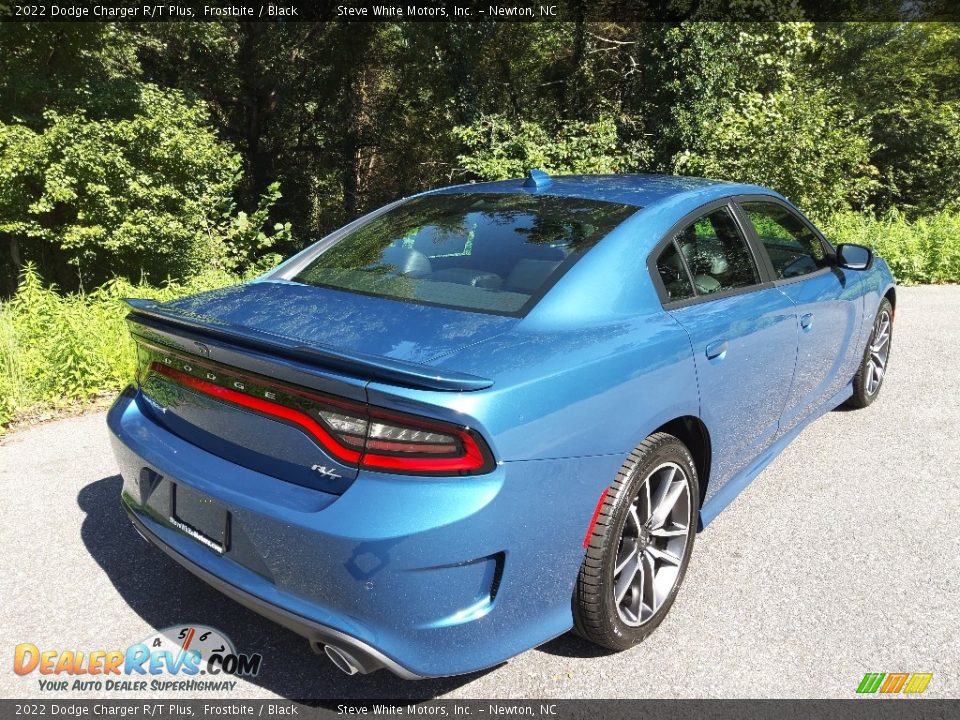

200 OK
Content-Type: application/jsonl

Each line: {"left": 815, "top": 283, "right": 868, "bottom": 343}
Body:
{"left": 124, "top": 298, "right": 494, "bottom": 392}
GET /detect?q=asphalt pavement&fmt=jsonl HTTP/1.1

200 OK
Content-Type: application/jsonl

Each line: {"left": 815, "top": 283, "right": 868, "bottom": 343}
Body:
{"left": 1, "top": 285, "right": 957, "bottom": 700}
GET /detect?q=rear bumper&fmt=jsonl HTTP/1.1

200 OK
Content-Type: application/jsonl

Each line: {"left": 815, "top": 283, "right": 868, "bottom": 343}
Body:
{"left": 107, "top": 386, "right": 624, "bottom": 677}
{"left": 123, "top": 503, "right": 419, "bottom": 678}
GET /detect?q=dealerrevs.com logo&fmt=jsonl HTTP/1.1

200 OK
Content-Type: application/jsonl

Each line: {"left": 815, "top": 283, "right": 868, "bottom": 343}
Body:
{"left": 13, "top": 625, "right": 262, "bottom": 693}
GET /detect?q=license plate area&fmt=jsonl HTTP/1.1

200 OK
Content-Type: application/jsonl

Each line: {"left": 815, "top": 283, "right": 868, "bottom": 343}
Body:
{"left": 170, "top": 483, "right": 230, "bottom": 554}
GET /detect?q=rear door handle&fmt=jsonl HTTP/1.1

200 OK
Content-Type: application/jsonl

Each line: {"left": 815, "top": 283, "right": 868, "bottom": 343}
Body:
{"left": 705, "top": 340, "right": 728, "bottom": 360}
{"left": 800, "top": 313, "right": 814, "bottom": 331}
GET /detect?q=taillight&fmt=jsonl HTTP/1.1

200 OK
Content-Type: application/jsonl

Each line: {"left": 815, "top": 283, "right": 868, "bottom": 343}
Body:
{"left": 142, "top": 345, "right": 494, "bottom": 477}
{"left": 357, "top": 407, "right": 492, "bottom": 474}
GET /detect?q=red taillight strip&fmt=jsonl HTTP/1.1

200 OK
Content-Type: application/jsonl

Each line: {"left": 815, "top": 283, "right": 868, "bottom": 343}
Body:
{"left": 151, "top": 363, "right": 362, "bottom": 464}
{"left": 149, "top": 361, "right": 493, "bottom": 475}
{"left": 362, "top": 431, "right": 488, "bottom": 473}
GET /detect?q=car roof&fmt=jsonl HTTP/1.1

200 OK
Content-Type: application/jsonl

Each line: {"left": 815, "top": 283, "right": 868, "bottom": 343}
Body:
{"left": 425, "top": 173, "right": 777, "bottom": 209}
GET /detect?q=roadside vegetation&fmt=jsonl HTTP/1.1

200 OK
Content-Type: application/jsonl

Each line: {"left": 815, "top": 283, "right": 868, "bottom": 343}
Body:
{"left": 0, "top": 21, "right": 958, "bottom": 430}
{"left": 0, "top": 266, "right": 241, "bottom": 427}
{"left": 823, "top": 210, "right": 960, "bottom": 286}
{"left": 2, "top": 209, "right": 955, "bottom": 432}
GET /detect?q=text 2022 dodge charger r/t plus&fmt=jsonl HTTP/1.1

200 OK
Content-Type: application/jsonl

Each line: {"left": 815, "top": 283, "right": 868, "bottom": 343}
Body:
{"left": 108, "top": 171, "right": 895, "bottom": 678}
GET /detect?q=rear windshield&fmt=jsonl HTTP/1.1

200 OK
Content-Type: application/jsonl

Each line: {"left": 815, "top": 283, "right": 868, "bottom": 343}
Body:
{"left": 292, "top": 193, "right": 637, "bottom": 315}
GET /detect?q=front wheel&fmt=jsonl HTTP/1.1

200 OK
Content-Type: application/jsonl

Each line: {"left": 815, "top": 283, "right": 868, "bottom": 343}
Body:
{"left": 847, "top": 298, "right": 893, "bottom": 409}
{"left": 573, "top": 433, "right": 699, "bottom": 650}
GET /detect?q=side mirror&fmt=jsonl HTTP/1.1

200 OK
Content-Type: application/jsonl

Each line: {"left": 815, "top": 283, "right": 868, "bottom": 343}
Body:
{"left": 836, "top": 243, "right": 873, "bottom": 271}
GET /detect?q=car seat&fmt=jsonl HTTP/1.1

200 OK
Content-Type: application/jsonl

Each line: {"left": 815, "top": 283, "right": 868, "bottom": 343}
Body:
{"left": 504, "top": 259, "right": 562, "bottom": 293}
{"left": 675, "top": 227, "right": 727, "bottom": 294}
{"left": 379, "top": 246, "right": 432, "bottom": 277}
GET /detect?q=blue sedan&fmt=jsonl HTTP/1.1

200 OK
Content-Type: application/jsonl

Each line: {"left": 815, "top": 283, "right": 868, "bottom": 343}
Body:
{"left": 108, "top": 171, "right": 895, "bottom": 678}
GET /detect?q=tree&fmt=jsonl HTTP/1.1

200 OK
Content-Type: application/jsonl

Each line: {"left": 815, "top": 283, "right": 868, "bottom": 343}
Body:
{"left": 0, "top": 85, "right": 287, "bottom": 292}
{"left": 815, "top": 22, "right": 960, "bottom": 214}
{"left": 0, "top": 24, "right": 289, "bottom": 293}
{"left": 674, "top": 81, "right": 878, "bottom": 216}
{"left": 454, "top": 114, "right": 650, "bottom": 179}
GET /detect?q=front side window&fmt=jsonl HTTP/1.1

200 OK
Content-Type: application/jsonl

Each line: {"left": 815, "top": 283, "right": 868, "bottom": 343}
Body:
{"left": 671, "top": 207, "right": 759, "bottom": 295}
{"left": 293, "top": 193, "right": 637, "bottom": 315}
{"left": 739, "top": 201, "right": 829, "bottom": 279}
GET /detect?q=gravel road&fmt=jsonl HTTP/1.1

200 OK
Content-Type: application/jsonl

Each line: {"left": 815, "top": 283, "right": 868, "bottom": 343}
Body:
{"left": 1, "top": 285, "right": 957, "bottom": 700}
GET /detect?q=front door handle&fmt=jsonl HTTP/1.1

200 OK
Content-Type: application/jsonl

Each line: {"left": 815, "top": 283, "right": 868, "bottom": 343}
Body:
{"left": 800, "top": 312, "right": 814, "bottom": 331}
{"left": 705, "top": 340, "right": 728, "bottom": 360}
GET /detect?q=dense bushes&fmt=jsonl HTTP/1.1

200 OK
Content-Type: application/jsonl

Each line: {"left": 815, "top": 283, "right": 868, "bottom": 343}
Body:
{"left": 0, "top": 21, "right": 958, "bottom": 431}
{"left": 674, "top": 84, "right": 878, "bottom": 217}
{"left": 0, "top": 265, "right": 239, "bottom": 428}
{"left": 2, "top": 209, "right": 957, "bottom": 431}
{"left": 454, "top": 115, "right": 650, "bottom": 180}
{"left": 0, "top": 84, "right": 290, "bottom": 293}
{"left": 822, "top": 209, "right": 960, "bottom": 285}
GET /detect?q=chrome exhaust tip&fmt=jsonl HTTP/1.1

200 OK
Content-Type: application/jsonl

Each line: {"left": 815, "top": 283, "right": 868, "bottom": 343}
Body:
{"left": 324, "top": 644, "right": 362, "bottom": 675}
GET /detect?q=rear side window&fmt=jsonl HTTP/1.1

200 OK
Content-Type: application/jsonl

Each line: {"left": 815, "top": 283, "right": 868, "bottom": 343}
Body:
{"left": 739, "top": 201, "right": 829, "bottom": 279}
{"left": 671, "top": 207, "right": 759, "bottom": 295}
{"left": 293, "top": 193, "right": 637, "bottom": 315}
{"left": 656, "top": 241, "right": 696, "bottom": 302}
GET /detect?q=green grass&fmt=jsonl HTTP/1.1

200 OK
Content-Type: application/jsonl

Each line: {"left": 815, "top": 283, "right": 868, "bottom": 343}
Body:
{"left": 821, "top": 208, "right": 960, "bottom": 285}
{"left": 1, "top": 209, "right": 958, "bottom": 431}
{"left": 0, "top": 265, "right": 240, "bottom": 429}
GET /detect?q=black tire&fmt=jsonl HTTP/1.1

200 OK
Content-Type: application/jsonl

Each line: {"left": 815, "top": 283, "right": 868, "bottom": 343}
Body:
{"left": 846, "top": 297, "right": 893, "bottom": 409}
{"left": 573, "top": 432, "right": 700, "bottom": 650}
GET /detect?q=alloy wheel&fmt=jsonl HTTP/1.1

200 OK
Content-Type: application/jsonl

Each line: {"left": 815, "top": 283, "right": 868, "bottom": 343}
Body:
{"left": 866, "top": 309, "right": 891, "bottom": 396}
{"left": 613, "top": 461, "right": 692, "bottom": 627}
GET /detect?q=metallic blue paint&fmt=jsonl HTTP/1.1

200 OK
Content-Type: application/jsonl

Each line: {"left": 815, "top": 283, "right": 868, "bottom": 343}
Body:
{"left": 108, "top": 173, "right": 895, "bottom": 677}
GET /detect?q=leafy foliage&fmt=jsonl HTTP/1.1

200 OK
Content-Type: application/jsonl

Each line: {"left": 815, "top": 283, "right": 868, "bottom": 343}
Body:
{"left": 454, "top": 114, "right": 650, "bottom": 180}
{"left": 822, "top": 210, "right": 960, "bottom": 285}
{"left": 0, "top": 85, "right": 289, "bottom": 291}
{"left": 0, "top": 264, "right": 240, "bottom": 428}
{"left": 675, "top": 82, "right": 878, "bottom": 216}
{"left": 2, "top": 21, "right": 958, "bottom": 283}
{"left": 814, "top": 23, "right": 960, "bottom": 214}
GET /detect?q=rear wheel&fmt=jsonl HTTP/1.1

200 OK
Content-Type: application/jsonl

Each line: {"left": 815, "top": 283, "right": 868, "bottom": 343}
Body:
{"left": 573, "top": 433, "right": 699, "bottom": 650}
{"left": 847, "top": 298, "right": 893, "bottom": 409}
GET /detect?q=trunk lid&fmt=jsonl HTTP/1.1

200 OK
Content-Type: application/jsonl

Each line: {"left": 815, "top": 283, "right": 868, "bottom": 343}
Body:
{"left": 161, "top": 279, "right": 516, "bottom": 365}
{"left": 127, "top": 280, "right": 506, "bottom": 494}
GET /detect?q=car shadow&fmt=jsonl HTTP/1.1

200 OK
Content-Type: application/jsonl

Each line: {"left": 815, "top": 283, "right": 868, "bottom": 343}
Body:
{"left": 830, "top": 399, "right": 859, "bottom": 413}
{"left": 535, "top": 633, "right": 618, "bottom": 660}
{"left": 78, "top": 475, "right": 490, "bottom": 699}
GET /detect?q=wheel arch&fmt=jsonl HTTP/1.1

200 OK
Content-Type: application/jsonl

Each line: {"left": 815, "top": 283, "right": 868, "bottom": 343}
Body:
{"left": 652, "top": 415, "right": 712, "bottom": 525}
{"left": 884, "top": 286, "right": 896, "bottom": 316}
